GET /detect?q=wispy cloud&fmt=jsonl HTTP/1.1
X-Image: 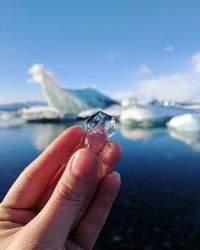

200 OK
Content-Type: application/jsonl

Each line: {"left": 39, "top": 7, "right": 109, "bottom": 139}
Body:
{"left": 134, "top": 64, "right": 152, "bottom": 76}
{"left": 165, "top": 45, "right": 174, "bottom": 52}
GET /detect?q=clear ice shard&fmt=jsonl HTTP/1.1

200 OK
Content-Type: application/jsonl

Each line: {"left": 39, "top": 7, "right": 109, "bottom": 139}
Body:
{"left": 84, "top": 111, "right": 116, "bottom": 154}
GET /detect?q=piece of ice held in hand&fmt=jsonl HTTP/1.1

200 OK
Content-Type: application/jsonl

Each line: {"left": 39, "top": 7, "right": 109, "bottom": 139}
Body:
{"left": 84, "top": 111, "right": 116, "bottom": 155}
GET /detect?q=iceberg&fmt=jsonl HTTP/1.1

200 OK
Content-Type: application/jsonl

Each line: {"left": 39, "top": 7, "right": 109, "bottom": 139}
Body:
{"left": 0, "top": 118, "right": 24, "bottom": 128}
{"left": 103, "top": 104, "right": 122, "bottom": 118}
{"left": 121, "top": 98, "right": 138, "bottom": 108}
{"left": 167, "top": 114, "right": 200, "bottom": 132}
{"left": 29, "top": 64, "right": 118, "bottom": 114}
{"left": 20, "top": 106, "right": 77, "bottom": 123}
{"left": 120, "top": 105, "right": 191, "bottom": 127}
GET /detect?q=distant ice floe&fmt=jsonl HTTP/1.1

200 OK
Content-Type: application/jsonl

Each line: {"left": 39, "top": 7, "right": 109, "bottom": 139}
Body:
{"left": 167, "top": 114, "right": 200, "bottom": 132}
{"left": 120, "top": 105, "right": 190, "bottom": 127}
{"left": 0, "top": 118, "right": 24, "bottom": 128}
{"left": 167, "top": 114, "right": 200, "bottom": 152}
{"left": 29, "top": 64, "right": 117, "bottom": 114}
{"left": 121, "top": 98, "right": 138, "bottom": 108}
{"left": 20, "top": 106, "right": 77, "bottom": 122}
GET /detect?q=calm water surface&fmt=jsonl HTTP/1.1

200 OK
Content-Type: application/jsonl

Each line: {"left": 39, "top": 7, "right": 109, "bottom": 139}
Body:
{"left": 1, "top": 122, "right": 200, "bottom": 249}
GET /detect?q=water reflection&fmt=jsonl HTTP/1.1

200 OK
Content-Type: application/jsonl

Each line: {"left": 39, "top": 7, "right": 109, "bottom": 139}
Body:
{"left": 168, "top": 129, "right": 200, "bottom": 152}
{"left": 120, "top": 125, "right": 166, "bottom": 141}
{"left": 31, "top": 122, "right": 82, "bottom": 150}
{"left": 26, "top": 122, "right": 200, "bottom": 155}
{"left": 32, "top": 123, "right": 168, "bottom": 151}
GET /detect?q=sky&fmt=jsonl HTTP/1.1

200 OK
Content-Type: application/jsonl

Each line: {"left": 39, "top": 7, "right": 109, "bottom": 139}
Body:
{"left": 0, "top": 0, "right": 200, "bottom": 102}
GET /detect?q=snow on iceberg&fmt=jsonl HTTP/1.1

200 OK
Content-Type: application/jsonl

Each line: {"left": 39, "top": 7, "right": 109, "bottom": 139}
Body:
{"left": 167, "top": 114, "right": 200, "bottom": 132}
{"left": 120, "top": 105, "right": 191, "bottom": 127}
{"left": 29, "top": 64, "right": 118, "bottom": 114}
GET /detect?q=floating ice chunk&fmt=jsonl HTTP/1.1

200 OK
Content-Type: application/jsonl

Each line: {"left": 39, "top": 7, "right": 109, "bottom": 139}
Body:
{"left": 103, "top": 104, "right": 122, "bottom": 118}
{"left": 167, "top": 114, "right": 200, "bottom": 132}
{"left": 120, "top": 105, "right": 191, "bottom": 127}
{"left": 84, "top": 111, "right": 116, "bottom": 154}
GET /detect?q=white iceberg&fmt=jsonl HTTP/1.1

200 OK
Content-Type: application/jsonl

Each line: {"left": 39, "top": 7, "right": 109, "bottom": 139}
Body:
{"left": 78, "top": 108, "right": 101, "bottom": 119}
{"left": 29, "top": 64, "right": 117, "bottom": 114}
{"left": 121, "top": 98, "right": 138, "bottom": 108}
{"left": 20, "top": 106, "right": 77, "bottom": 122}
{"left": 0, "top": 118, "right": 24, "bottom": 128}
{"left": 167, "top": 114, "right": 200, "bottom": 132}
{"left": 103, "top": 104, "right": 122, "bottom": 118}
{"left": 120, "top": 105, "right": 190, "bottom": 127}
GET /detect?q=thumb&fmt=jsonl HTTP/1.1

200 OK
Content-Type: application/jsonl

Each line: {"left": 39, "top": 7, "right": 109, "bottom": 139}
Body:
{"left": 28, "top": 148, "right": 97, "bottom": 247}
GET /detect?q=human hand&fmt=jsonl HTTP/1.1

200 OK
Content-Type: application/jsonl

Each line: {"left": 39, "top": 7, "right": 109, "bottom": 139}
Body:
{"left": 0, "top": 125, "right": 121, "bottom": 250}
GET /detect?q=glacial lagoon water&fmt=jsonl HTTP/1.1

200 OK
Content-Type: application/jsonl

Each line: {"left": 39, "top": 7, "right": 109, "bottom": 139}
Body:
{"left": 1, "top": 122, "right": 200, "bottom": 249}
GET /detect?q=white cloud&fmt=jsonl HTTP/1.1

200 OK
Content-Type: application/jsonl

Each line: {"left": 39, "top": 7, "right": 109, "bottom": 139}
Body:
{"left": 165, "top": 45, "right": 174, "bottom": 52}
{"left": 133, "top": 73, "right": 200, "bottom": 102}
{"left": 135, "top": 64, "right": 152, "bottom": 76}
{"left": 191, "top": 53, "right": 200, "bottom": 73}
{"left": 113, "top": 52, "right": 200, "bottom": 102}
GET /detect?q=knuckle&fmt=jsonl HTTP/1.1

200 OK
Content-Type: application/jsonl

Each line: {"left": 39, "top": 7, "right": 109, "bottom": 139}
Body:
{"left": 22, "top": 166, "right": 46, "bottom": 186}
{"left": 56, "top": 180, "right": 83, "bottom": 205}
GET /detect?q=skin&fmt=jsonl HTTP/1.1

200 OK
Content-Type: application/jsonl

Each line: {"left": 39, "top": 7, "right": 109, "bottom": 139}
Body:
{"left": 0, "top": 125, "right": 122, "bottom": 250}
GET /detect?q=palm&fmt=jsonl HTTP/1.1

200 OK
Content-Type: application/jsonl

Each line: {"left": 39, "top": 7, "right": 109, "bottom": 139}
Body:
{"left": 0, "top": 126, "right": 121, "bottom": 250}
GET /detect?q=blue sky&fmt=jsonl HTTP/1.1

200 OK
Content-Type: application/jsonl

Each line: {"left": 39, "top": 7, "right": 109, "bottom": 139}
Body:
{"left": 1, "top": 0, "right": 200, "bottom": 102}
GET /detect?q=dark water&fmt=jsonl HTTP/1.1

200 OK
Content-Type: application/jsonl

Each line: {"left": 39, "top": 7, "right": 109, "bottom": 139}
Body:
{"left": 1, "top": 122, "right": 200, "bottom": 249}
